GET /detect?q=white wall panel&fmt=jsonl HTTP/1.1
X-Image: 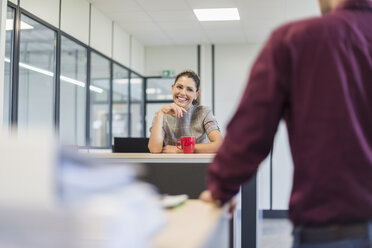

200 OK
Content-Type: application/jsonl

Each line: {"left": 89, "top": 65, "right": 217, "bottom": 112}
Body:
{"left": 144, "top": 45, "right": 197, "bottom": 77}
{"left": 215, "top": 44, "right": 292, "bottom": 210}
{"left": 272, "top": 121, "right": 294, "bottom": 209}
{"left": 90, "top": 5, "right": 112, "bottom": 58}
{"left": 215, "top": 44, "right": 268, "bottom": 209}
{"left": 8, "top": 0, "right": 17, "bottom": 5}
{"left": 215, "top": 44, "right": 262, "bottom": 133}
{"left": 130, "top": 37, "right": 144, "bottom": 75}
{"left": 257, "top": 122, "right": 294, "bottom": 210}
{"left": 60, "top": 0, "right": 90, "bottom": 45}
{"left": 113, "top": 23, "right": 130, "bottom": 67}
{"left": 257, "top": 155, "right": 271, "bottom": 209}
{"left": 200, "top": 44, "right": 212, "bottom": 108}
{"left": 20, "top": 0, "right": 59, "bottom": 28}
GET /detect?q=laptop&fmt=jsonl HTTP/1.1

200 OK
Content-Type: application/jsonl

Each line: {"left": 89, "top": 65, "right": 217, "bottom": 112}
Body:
{"left": 113, "top": 137, "right": 150, "bottom": 153}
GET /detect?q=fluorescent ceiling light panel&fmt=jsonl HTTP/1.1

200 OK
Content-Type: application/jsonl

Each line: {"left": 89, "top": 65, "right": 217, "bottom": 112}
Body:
{"left": 89, "top": 85, "right": 104, "bottom": 94}
{"left": 4, "top": 57, "right": 103, "bottom": 94}
{"left": 193, "top": 8, "right": 240, "bottom": 21}
{"left": 60, "top": 75, "right": 86, "bottom": 87}
{"left": 112, "top": 78, "right": 142, "bottom": 84}
{"left": 114, "top": 79, "right": 129, "bottom": 84}
{"left": 19, "top": 62, "right": 54, "bottom": 77}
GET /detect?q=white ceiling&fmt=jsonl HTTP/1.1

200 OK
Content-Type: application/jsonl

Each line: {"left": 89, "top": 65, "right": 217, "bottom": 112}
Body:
{"left": 89, "top": 0, "right": 320, "bottom": 46}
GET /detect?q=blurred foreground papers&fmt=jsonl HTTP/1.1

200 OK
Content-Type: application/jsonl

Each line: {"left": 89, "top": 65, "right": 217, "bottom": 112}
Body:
{"left": 0, "top": 130, "right": 165, "bottom": 248}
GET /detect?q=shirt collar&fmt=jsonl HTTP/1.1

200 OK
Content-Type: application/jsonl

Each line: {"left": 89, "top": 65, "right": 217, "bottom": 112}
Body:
{"left": 335, "top": 0, "right": 372, "bottom": 11}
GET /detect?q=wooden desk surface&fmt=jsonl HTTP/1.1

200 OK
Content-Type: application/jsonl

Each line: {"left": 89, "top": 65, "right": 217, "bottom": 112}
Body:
{"left": 87, "top": 152, "right": 213, "bottom": 198}
{"left": 152, "top": 200, "right": 228, "bottom": 248}
{"left": 88, "top": 153, "right": 215, "bottom": 163}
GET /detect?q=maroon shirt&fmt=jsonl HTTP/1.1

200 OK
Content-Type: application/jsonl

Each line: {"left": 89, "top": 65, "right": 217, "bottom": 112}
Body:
{"left": 208, "top": 0, "right": 372, "bottom": 226}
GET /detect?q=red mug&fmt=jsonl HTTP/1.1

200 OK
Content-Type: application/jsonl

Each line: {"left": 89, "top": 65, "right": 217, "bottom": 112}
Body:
{"left": 176, "top": 136, "right": 195, "bottom": 154}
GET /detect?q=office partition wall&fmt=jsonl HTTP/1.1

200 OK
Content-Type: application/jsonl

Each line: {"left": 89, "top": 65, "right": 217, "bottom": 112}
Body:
{"left": 17, "top": 14, "right": 56, "bottom": 131}
{"left": 4, "top": 2, "right": 146, "bottom": 148}
{"left": 146, "top": 78, "right": 173, "bottom": 101}
{"left": 112, "top": 63, "right": 129, "bottom": 140}
{"left": 145, "top": 77, "right": 174, "bottom": 137}
{"left": 130, "top": 73, "right": 144, "bottom": 137}
{"left": 59, "top": 36, "right": 87, "bottom": 146}
{"left": 89, "top": 52, "right": 110, "bottom": 147}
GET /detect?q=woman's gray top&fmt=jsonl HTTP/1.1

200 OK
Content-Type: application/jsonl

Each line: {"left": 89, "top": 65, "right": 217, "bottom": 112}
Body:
{"left": 150, "top": 105, "right": 220, "bottom": 146}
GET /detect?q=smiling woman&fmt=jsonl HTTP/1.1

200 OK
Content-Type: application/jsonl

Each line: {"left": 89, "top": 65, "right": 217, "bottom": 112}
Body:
{"left": 148, "top": 70, "right": 223, "bottom": 154}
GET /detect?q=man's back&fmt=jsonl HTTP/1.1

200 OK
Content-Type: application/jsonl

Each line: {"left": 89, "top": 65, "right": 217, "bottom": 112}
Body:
{"left": 277, "top": 0, "right": 372, "bottom": 226}
{"left": 207, "top": 0, "right": 372, "bottom": 227}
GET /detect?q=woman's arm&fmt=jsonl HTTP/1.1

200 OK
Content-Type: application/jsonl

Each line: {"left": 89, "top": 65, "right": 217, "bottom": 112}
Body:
{"left": 161, "top": 130, "right": 222, "bottom": 154}
{"left": 194, "top": 130, "right": 223, "bottom": 153}
{"left": 148, "top": 111, "right": 165, "bottom": 153}
{"left": 148, "top": 103, "right": 187, "bottom": 153}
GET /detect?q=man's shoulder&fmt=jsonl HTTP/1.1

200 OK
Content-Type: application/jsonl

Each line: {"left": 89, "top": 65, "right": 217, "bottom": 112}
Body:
{"left": 272, "top": 14, "right": 340, "bottom": 44}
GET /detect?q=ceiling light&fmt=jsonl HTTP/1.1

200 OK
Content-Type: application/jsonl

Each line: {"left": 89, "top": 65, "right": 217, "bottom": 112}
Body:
{"left": 146, "top": 88, "right": 156, "bottom": 94}
{"left": 114, "top": 78, "right": 142, "bottom": 84}
{"left": 4, "top": 57, "right": 104, "bottom": 94}
{"left": 60, "top": 75, "right": 86, "bottom": 87}
{"left": 193, "top": 8, "right": 240, "bottom": 21}
{"left": 19, "top": 62, "right": 54, "bottom": 77}
{"left": 130, "top": 78, "right": 143, "bottom": 84}
{"left": 89, "top": 85, "right": 104, "bottom": 94}
{"left": 114, "top": 79, "right": 129, "bottom": 84}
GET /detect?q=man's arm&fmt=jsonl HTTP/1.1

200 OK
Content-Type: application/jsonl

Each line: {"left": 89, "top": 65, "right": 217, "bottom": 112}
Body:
{"left": 207, "top": 29, "right": 291, "bottom": 204}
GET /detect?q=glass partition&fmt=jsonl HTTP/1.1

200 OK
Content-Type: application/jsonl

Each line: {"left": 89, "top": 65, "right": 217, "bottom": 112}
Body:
{"left": 146, "top": 103, "right": 167, "bottom": 138}
{"left": 146, "top": 78, "right": 174, "bottom": 101}
{"left": 3, "top": 7, "right": 15, "bottom": 131}
{"left": 90, "top": 52, "right": 110, "bottom": 147}
{"left": 112, "top": 64, "right": 129, "bottom": 141}
{"left": 18, "top": 14, "right": 56, "bottom": 131}
{"left": 59, "top": 36, "right": 87, "bottom": 146}
{"left": 130, "top": 73, "right": 144, "bottom": 137}
{"left": 5, "top": 6, "right": 147, "bottom": 145}
{"left": 145, "top": 77, "right": 174, "bottom": 137}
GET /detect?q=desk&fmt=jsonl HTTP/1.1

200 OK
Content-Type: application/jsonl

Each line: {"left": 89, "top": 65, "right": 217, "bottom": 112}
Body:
{"left": 91, "top": 153, "right": 214, "bottom": 199}
{"left": 152, "top": 200, "right": 229, "bottom": 248}
{"left": 90, "top": 152, "right": 258, "bottom": 248}
{"left": 92, "top": 153, "right": 215, "bottom": 163}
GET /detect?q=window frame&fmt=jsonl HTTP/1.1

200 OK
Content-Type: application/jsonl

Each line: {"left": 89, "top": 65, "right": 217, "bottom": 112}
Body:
{"left": 17, "top": 10, "right": 58, "bottom": 131}
{"left": 144, "top": 76, "right": 175, "bottom": 137}
{"left": 112, "top": 62, "right": 130, "bottom": 140}
{"left": 59, "top": 33, "right": 88, "bottom": 146}
{"left": 3, "top": 5, "right": 16, "bottom": 131}
{"left": 6, "top": 2, "right": 146, "bottom": 148}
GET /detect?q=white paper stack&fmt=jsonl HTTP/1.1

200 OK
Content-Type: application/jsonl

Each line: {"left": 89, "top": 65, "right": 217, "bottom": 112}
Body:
{"left": 0, "top": 134, "right": 165, "bottom": 248}
{"left": 0, "top": 184, "right": 165, "bottom": 248}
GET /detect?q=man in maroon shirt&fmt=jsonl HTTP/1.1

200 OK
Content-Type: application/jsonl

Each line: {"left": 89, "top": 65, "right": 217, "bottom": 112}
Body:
{"left": 201, "top": 0, "right": 372, "bottom": 246}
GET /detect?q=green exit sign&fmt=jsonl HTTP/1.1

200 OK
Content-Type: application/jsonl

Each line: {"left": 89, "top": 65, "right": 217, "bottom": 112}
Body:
{"left": 162, "top": 70, "right": 175, "bottom": 78}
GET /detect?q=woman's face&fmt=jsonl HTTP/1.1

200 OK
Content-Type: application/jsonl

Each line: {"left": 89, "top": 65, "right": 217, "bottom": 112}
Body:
{"left": 172, "top": 76, "right": 199, "bottom": 110}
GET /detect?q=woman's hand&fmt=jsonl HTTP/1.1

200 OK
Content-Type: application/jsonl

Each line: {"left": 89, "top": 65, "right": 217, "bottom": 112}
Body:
{"left": 162, "top": 145, "right": 183, "bottom": 153}
{"left": 160, "top": 103, "right": 187, "bottom": 118}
